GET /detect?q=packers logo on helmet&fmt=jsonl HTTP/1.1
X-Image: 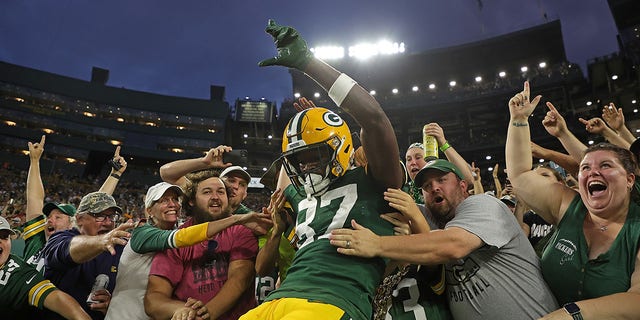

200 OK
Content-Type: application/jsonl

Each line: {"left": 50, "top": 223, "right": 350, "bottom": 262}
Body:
{"left": 281, "top": 107, "right": 353, "bottom": 196}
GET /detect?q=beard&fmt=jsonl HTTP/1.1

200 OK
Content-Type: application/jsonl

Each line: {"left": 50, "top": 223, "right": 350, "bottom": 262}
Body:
{"left": 427, "top": 203, "right": 455, "bottom": 229}
{"left": 189, "top": 204, "right": 229, "bottom": 224}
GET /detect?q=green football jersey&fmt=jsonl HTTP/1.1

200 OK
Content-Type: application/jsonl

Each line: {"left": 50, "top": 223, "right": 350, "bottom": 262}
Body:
{"left": 267, "top": 167, "right": 395, "bottom": 320}
{"left": 21, "top": 215, "right": 47, "bottom": 273}
{"left": 0, "top": 254, "right": 57, "bottom": 312}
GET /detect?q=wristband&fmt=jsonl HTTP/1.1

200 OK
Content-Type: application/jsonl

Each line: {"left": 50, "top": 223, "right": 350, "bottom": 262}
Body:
{"left": 439, "top": 142, "right": 451, "bottom": 152}
{"left": 110, "top": 173, "right": 121, "bottom": 180}
{"left": 328, "top": 73, "right": 357, "bottom": 107}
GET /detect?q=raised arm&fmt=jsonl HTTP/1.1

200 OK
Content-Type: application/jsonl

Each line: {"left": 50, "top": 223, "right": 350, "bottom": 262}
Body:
{"left": 259, "top": 19, "right": 402, "bottom": 188}
{"left": 492, "top": 163, "right": 502, "bottom": 197}
{"left": 26, "top": 135, "right": 46, "bottom": 222}
{"left": 530, "top": 141, "right": 579, "bottom": 176}
{"left": 98, "top": 146, "right": 127, "bottom": 195}
{"left": 602, "top": 102, "right": 636, "bottom": 144}
{"left": 470, "top": 162, "right": 484, "bottom": 194}
{"left": 505, "top": 82, "right": 574, "bottom": 225}
{"left": 541, "top": 102, "right": 587, "bottom": 163}
{"left": 579, "top": 117, "right": 630, "bottom": 149}
{"left": 159, "top": 145, "right": 232, "bottom": 187}
{"left": 424, "top": 122, "right": 474, "bottom": 185}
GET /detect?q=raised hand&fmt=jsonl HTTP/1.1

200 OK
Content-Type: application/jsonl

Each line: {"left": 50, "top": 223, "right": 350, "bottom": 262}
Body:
{"left": 423, "top": 122, "right": 447, "bottom": 146}
{"left": 492, "top": 163, "right": 499, "bottom": 179}
{"left": 293, "top": 97, "right": 316, "bottom": 112}
{"left": 471, "top": 162, "right": 481, "bottom": 182}
{"left": 578, "top": 117, "right": 607, "bottom": 135}
{"left": 508, "top": 81, "right": 542, "bottom": 120}
{"left": 110, "top": 146, "right": 127, "bottom": 175}
{"left": 258, "top": 19, "right": 314, "bottom": 70}
{"left": 541, "top": 101, "right": 568, "bottom": 138}
{"left": 201, "top": 145, "right": 232, "bottom": 168}
{"left": 601, "top": 102, "right": 624, "bottom": 131}
{"left": 28, "top": 135, "right": 46, "bottom": 162}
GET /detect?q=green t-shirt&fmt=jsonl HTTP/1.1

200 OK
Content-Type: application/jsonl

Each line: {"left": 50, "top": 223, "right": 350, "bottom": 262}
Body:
{"left": 267, "top": 167, "right": 395, "bottom": 320}
{"left": 541, "top": 194, "right": 640, "bottom": 305}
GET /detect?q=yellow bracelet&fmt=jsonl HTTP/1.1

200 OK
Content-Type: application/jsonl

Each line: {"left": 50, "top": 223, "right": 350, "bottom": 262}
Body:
{"left": 439, "top": 142, "right": 451, "bottom": 152}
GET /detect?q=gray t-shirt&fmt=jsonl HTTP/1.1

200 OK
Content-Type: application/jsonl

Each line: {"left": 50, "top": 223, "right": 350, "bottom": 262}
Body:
{"left": 444, "top": 194, "right": 558, "bottom": 319}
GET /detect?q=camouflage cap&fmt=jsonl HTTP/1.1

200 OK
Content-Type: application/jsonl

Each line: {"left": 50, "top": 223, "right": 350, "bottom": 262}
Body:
{"left": 77, "top": 192, "right": 122, "bottom": 215}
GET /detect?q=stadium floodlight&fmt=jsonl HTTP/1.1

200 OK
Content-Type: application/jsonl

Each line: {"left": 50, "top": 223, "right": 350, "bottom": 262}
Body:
{"left": 261, "top": 97, "right": 266, "bottom": 100}
{"left": 635, "top": 109, "right": 638, "bottom": 113}
{"left": 263, "top": 167, "right": 268, "bottom": 171}
{"left": 488, "top": 167, "right": 493, "bottom": 172}
{"left": 539, "top": 159, "right": 545, "bottom": 163}
{"left": 208, "top": 129, "right": 216, "bottom": 133}
{"left": 449, "top": 81, "right": 456, "bottom": 87}
{"left": 611, "top": 75, "right": 618, "bottom": 80}
{"left": 171, "top": 148, "right": 184, "bottom": 153}
{"left": 116, "top": 118, "right": 124, "bottom": 122}
{"left": 499, "top": 71, "right": 506, "bottom": 78}
{"left": 314, "top": 92, "right": 320, "bottom": 98}
{"left": 176, "top": 126, "right": 185, "bottom": 130}
{"left": 632, "top": 100, "right": 637, "bottom": 104}
{"left": 294, "top": 92, "right": 301, "bottom": 98}
{"left": 369, "top": 90, "right": 376, "bottom": 95}
{"left": 310, "top": 46, "right": 345, "bottom": 60}
{"left": 5, "top": 121, "right": 16, "bottom": 126}
{"left": 485, "top": 155, "right": 492, "bottom": 160}
{"left": 428, "top": 83, "right": 436, "bottom": 90}
{"left": 588, "top": 140, "right": 594, "bottom": 145}
{"left": 66, "top": 158, "right": 77, "bottom": 164}
{"left": 267, "top": 135, "right": 273, "bottom": 139}
{"left": 520, "top": 66, "right": 528, "bottom": 72}
{"left": 636, "top": 129, "right": 640, "bottom": 133}
{"left": 83, "top": 112, "right": 95, "bottom": 117}
{"left": 392, "top": 88, "right": 399, "bottom": 94}
{"left": 586, "top": 101, "right": 592, "bottom": 106}
{"left": 412, "top": 86, "right": 419, "bottom": 92}
{"left": 539, "top": 62, "right": 547, "bottom": 68}
{"left": 475, "top": 76, "right": 482, "bottom": 82}
{"left": 42, "top": 128, "right": 54, "bottom": 134}
{"left": 245, "top": 96, "right": 250, "bottom": 100}
{"left": 243, "top": 133, "right": 249, "bottom": 138}
{"left": 348, "top": 40, "right": 405, "bottom": 60}
{"left": 110, "top": 140, "right": 121, "bottom": 145}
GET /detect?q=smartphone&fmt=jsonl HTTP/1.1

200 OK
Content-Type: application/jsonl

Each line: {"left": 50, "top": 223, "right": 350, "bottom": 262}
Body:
{"left": 223, "top": 149, "right": 249, "bottom": 166}
{"left": 108, "top": 159, "right": 122, "bottom": 171}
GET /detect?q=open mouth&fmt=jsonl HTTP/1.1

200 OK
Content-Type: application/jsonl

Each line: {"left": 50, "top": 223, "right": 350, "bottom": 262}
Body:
{"left": 47, "top": 226, "right": 55, "bottom": 233}
{"left": 588, "top": 181, "right": 607, "bottom": 196}
{"left": 434, "top": 195, "right": 445, "bottom": 204}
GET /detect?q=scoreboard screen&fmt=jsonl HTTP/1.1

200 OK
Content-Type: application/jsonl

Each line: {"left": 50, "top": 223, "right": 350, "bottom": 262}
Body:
{"left": 235, "top": 101, "right": 274, "bottom": 123}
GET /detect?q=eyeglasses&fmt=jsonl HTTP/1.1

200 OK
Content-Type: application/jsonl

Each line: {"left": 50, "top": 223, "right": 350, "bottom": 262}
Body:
{"left": 90, "top": 213, "right": 120, "bottom": 223}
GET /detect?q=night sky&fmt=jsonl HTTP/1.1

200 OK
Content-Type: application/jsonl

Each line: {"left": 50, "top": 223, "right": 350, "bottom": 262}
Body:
{"left": 0, "top": 0, "right": 619, "bottom": 104}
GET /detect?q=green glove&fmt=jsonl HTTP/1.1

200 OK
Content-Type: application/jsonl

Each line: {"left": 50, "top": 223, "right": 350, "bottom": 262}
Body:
{"left": 258, "top": 19, "right": 314, "bottom": 70}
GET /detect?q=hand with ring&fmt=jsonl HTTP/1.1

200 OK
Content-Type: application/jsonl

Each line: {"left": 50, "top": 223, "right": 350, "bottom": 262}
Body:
{"left": 329, "top": 219, "right": 381, "bottom": 258}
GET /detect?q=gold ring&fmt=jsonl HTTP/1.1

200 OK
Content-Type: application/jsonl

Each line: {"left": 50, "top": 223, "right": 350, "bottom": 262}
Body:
{"left": 346, "top": 240, "right": 351, "bottom": 248}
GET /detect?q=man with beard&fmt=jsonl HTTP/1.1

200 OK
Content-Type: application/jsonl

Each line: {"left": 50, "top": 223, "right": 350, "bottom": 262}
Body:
{"left": 43, "top": 192, "right": 133, "bottom": 320}
{"left": 145, "top": 170, "right": 258, "bottom": 320}
{"left": 331, "top": 159, "right": 558, "bottom": 319}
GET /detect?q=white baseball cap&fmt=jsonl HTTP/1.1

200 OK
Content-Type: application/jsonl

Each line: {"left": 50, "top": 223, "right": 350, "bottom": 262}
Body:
{"left": 220, "top": 165, "right": 251, "bottom": 183}
{"left": 145, "top": 182, "right": 184, "bottom": 208}
{"left": 0, "top": 216, "right": 16, "bottom": 236}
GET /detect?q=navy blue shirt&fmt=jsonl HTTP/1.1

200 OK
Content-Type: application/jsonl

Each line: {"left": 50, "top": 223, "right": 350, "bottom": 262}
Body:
{"left": 43, "top": 228, "right": 123, "bottom": 320}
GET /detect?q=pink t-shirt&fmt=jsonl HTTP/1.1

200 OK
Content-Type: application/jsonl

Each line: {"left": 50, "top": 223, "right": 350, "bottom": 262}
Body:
{"left": 150, "top": 218, "right": 258, "bottom": 320}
